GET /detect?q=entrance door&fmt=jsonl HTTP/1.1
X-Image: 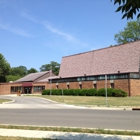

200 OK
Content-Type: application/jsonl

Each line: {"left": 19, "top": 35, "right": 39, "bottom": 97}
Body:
{"left": 24, "top": 87, "right": 32, "bottom": 94}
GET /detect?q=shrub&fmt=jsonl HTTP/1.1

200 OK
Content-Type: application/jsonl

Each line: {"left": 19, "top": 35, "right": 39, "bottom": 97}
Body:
{"left": 106, "top": 88, "right": 114, "bottom": 97}
{"left": 73, "top": 89, "right": 80, "bottom": 96}
{"left": 97, "top": 88, "right": 106, "bottom": 96}
{"left": 86, "top": 88, "right": 97, "bottom": 96}
{"left": 79, "top": 89, "right": 87, "bottom": 96}
{"left": 112, "top": 89, "right": 127, "bottom": 97}
{"left": 42, "top": 88, "right": 127, "bottom": 97}
{"left": 52, "top": 89, "right": 61, "bottom": 95}
{"left": 42, "top": 90, "right": 50, "bottom": 95}
{"left": 66, "top": 89, "right": 74, "bottom": 96}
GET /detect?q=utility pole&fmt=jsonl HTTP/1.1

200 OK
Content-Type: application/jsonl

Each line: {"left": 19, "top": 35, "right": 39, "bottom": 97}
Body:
{"left": 105, "top": 75, "right": 108, "bottom": 106}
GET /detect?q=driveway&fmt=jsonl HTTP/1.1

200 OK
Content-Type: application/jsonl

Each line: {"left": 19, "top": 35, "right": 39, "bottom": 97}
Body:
{"left": 0, "top": 95, "right": 86, "bottom": 109}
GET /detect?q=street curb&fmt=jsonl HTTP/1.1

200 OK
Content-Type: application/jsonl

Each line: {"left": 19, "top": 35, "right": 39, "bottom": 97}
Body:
{"left": 23, "top": 95, "right": 133, "bottom": 110}
{"left": 2, "top": 99, "right": 15, "bottom": 104}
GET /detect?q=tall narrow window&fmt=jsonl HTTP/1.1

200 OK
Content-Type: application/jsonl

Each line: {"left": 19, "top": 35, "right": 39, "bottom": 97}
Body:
{"left": 93, "top": 84, "right": 97, "bottom": 89}
{"left": 110, "top": 83, "right": 114, "bottom": 89}
{"left": 56, "top": 85, "right": 59, "bottom": 89}
{"left": 79, "top": 84, "right": 82, "bottom": 89}
{"left": 67, "top": 85, "right": 70, "bottom": 89}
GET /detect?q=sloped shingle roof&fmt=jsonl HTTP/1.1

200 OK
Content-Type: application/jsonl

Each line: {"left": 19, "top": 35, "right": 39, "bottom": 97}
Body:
{"left": 15, "top": 71, "right": 49, "bottom": 82}
{"left": 38, "top": 76, "right": 60, "bottom": 82}
{"left": 59, "top": 41, "right": 140, "bottom": 78}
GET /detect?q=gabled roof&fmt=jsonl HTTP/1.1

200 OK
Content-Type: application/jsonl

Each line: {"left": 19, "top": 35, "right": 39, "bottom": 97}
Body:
{"left": 15, "top": 71, "right": 49, "bottom": 82}
{"left": 59, "top": 40, "right": 140, "bottom": 78}
{"left": 38, "top": 76, "right": 60, "bottom": 82}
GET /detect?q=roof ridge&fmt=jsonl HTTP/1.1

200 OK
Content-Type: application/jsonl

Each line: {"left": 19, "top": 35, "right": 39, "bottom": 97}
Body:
{"left": 62, "top": 40, "right": 140, "bottom": 58}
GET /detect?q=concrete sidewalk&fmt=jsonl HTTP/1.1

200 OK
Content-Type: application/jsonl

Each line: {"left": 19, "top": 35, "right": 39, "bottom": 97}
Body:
{"left": 0, "top": 128, "right": 139, "bottom": 140}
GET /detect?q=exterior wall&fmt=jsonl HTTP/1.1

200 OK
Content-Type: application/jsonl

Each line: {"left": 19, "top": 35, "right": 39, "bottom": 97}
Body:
{"left": 32, "top": 82, "right": 48, "bottom": 93}
{"left": 0, "top": 83, "right": 10, "bottom": 95}
{"left": 1, "top": 79, "right": 140, "bottom": 96}
{"left": 10, "top": 83, "right": 22, "bottom": 94}
{"left": 0, "top": 82, "right": 48, "bottom": 95}
{"left": 130, "top": 79, "right": 140, "bottom": 96}
{"left": 50, "top": 79, "right": 130, "bottom": 96}
{"left": 114, "top": 79, "right": 129, "bottom": 95}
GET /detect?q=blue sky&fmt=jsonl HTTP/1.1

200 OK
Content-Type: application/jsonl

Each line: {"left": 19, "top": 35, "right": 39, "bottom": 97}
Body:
{"left": 0, "top": 0, "right": 136, "bottom": 71}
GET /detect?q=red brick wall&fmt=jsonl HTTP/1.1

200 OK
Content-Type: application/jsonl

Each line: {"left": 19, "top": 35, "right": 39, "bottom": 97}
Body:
{"left": 0, "top": 83, "right": 10, "bottom": 95}
{"left": 130, "top": 79, "right": 140, "bottom": 96}
{"left": 49, "top": 80, "right": 130, "bottom": 96}
{"left": 1, "top": 79, "right": 140, "bottom": 96}
{"left": 114, "top": 79, "right": 129, "bottom": 95}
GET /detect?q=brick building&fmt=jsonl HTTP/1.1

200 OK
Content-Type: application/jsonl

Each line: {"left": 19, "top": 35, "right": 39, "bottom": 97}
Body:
{"left": 51, "top": 40, "right": 140, "bottom": 96}
{"left": 0, "top": 71, "right": 56, "bottom": 95}
{"left": 0, "top": 41, "right": 140, "bottom": 96}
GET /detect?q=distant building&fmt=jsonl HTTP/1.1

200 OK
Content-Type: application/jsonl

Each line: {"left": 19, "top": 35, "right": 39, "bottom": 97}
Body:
{"left": 0, "top": 71, "right": 56, "bottom": 95}
{"left": 1, "top": 40, "right": 140, "bottom": 96}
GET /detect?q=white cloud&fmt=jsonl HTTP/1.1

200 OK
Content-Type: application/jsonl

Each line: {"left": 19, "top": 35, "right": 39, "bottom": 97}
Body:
{"left": 21, "top": 12, "right": 38, "bottom": 23}
{"left": 42, "top": 22, "right": 77, "bottom": 42}
{"left": 21, "top": 12, "right": 89, "bottom": 47}
{"left": 0, "top": 22, "right": 33, "bottom": 37}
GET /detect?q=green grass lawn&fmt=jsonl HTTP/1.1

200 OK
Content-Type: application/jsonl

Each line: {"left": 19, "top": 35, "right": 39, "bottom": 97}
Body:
{"left": 0, "top": 99, "right": 11, "bottom": 104}
{"left": 0, "top": 125, "right": 140, "bottom": 136}
{"left": 0, "top": 136, "right": 54, "bottom": 140}
{"left": 31, "top": 95, "right": 140, "bottom": 107}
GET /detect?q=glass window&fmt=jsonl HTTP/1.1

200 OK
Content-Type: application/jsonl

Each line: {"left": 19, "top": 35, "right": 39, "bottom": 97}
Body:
{"left": 130, "top": 73, "right": 139, "bottom": 79}
{"left": 98, "top": 75, "right": 105, "bottom": 80}
{"left": 33, "top": 86, "right": 45, "bottom": 92}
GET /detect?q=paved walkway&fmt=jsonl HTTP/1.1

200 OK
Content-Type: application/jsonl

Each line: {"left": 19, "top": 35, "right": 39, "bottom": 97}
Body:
{"left": 0, "top": 128, "right": 140, "bottom": 140}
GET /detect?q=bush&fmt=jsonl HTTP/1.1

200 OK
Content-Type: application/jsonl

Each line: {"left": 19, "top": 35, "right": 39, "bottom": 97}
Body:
{"left": 66, "top": 89, "right": 74, "bottom": 96}
{"left": 79, "top": 89, "right": 87, "bottom": 96}
{"left": 42, "top": 88, "right": 127, "bottom": 97}
{"left": 51, "top": 89, "right": 61, "bottom": 95}
{"left": 86, "top": 88, "right": 97, "bottom": 96}
{"left": 73, "top": 89, "right": 80, "bottom": 96}
{"left": 42, "top": 90, "right": 50, "bottom": 95}
{"left": 97, "top": 88, "right": 106, "bottom": 96}
{"left": 112, "top": 89, "right": 127, "bottom": 97}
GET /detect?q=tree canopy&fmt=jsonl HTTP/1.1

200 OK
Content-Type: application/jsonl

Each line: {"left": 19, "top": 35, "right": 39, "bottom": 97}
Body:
{"left": 114, "top": 18, "right": 140, "bottom": 44}
{"left": 0, "top": 53, "right": 10, "bottom": 82}
{"left": 10, "top": 66, "right": 27, "bottom": 77}
{"left": 27, "top": 68, "right": 38, "bottom": 74}
{"left": 40, "top": 61, "right": 60, "bottom": 75}
{"left": 112, "top": 0, "right": 140, "bottom": 19}
{"left": 0, "top": 53, "right": 60, "bottom": 82}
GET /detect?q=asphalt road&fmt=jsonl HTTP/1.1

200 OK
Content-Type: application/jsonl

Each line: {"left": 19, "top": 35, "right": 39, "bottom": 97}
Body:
{"left": 0, "top": 95, "right": 140, "bottom": 131}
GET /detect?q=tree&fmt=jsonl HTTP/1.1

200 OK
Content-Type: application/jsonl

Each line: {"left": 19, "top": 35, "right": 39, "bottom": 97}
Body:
{"left": 27, "top": 68, "right": 38, "bottom": 74}
{"left": 10, "top": 66, "right": 27, "bottom": 77}
{"left": 40, "top": 61, "right": 60, "bottom": 75}
{"left": 0, "top": 53, "right": 10, "bottom": 82}
{"left": 114, "top": 18, "right": 140, "bottom": 44}
{"left": 6, "top": 75, "right": 21, "bottom": 82}
{"left": 111, "top": 0, "right": 140, "bottom": 19}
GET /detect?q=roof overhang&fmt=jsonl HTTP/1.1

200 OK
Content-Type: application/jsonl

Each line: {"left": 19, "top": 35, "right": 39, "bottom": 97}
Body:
{"left": 22, "top": 82, "right": 33, "bottom": 87}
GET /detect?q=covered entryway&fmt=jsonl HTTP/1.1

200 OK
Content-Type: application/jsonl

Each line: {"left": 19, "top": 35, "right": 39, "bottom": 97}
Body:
{"left": 22, "top": 82, "right": 33, "bottom": 94}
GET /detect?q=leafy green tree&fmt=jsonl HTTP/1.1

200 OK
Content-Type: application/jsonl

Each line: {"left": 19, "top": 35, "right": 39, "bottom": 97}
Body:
{"left": 111, "top": 0, "right": 140, "bottom": 19}
{"left": 10, "top": 66, "right": 27, "bottom": 77}
{"left": 0, "top": 53, "right": 10, "bottom": 82}
{"left": 27, "top": 68, "right": 38, "bottom": 74}
{"left": 114, "top": 18, "right": 140, "bottom": 44}
{"left": 6, "top": 75, "right": 21, "bottom": 82}
{"left": 40, "top": 61, "right": 60, "bottom": 75}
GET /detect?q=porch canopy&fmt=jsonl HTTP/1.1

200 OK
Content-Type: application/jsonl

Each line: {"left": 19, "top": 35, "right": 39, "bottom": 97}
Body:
{"left": 22, "top": 82, "right": 33, "bottom": 87}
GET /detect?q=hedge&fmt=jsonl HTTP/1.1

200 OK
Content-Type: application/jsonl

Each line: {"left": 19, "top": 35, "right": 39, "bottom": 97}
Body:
{"left": 42, "top": 88, "right": 127, "bottom": 97}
